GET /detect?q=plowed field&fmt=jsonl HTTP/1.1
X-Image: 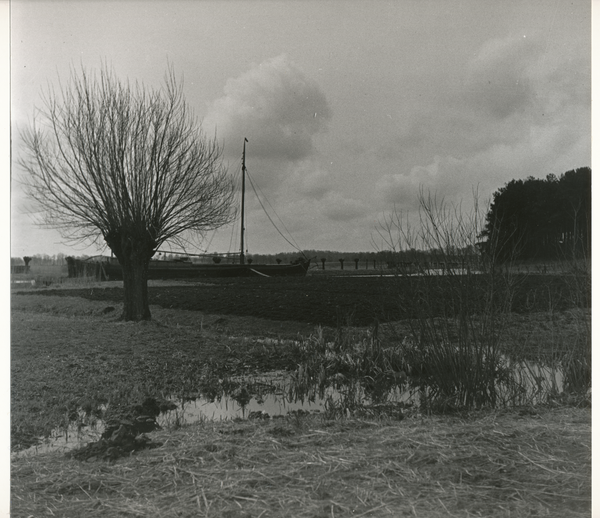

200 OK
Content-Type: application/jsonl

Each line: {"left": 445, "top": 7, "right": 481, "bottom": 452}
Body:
{"left": 14, "top": 273, "right": 587, "bottom": 327}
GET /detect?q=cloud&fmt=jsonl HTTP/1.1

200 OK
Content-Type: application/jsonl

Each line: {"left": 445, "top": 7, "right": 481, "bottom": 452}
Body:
{"left": 375, "top": 157, "right": 454, "bottom": 209}
{"left": 204, "top": 54, "right": 332, "bottom": 163}
{"left": 373, "top": 31, "right": 590, "bottom": 215}
{"left": 320, "top": 191, "right": 368, "bottom": 222}
{"left": 375, "top": 110, "right": 589, "bottom": 214}
{"left": 463, "top": 35, "right": 540, "bottom": 119}
{"left": 285, "top": 160, "right": 334, "bottom": 201}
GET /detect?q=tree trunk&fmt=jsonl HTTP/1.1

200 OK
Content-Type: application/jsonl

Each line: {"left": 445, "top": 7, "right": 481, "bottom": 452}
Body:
{"left": 121, "top": 253, "right": 151, "bottom": 321}
{"left": 105, "top": 229, "right": 155, "bottom": 321}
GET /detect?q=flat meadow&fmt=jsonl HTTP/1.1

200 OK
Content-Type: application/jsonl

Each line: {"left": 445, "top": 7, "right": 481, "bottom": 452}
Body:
{"left": 10, "top": 267, "right": 591, "bottom": 517}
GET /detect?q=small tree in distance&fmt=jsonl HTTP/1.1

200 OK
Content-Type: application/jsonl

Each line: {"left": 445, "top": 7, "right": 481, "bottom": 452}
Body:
{"left": 19, "top": 64, "right": 236, "bottom": 321}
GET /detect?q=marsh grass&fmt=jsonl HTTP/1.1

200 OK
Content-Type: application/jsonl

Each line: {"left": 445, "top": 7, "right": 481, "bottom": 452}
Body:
{"left": 287, "top": 326, "right": 407, "bottom": 410}
{"left": 12, "top": 283, "right": 590, "bottom": 454}
{"left": 11, "top": 292, "right": 319, "bottom": 451}
{"left": 372, "top": 192, "right": 591, "bottom": 413}
{"left": 286, "top": 308, "right": 591, "bottom": 417}
{"left": 11, "top": 408, "right": 590, "bottom": 518}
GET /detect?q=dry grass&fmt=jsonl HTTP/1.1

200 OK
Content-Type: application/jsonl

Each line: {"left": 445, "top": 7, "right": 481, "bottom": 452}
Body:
{"left": 11, "top": 286, "right": 591, "bottom": 517}
{"left": 11, "top": 407, "right": 590, "bottom": 517}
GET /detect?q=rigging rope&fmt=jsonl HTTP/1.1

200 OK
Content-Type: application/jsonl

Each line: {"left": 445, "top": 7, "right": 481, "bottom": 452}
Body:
{"left": 245, "top": 168, "right": 306, "bottom": 257}
{"left": 204, "top": 229, "right": 216, "bottom": 253}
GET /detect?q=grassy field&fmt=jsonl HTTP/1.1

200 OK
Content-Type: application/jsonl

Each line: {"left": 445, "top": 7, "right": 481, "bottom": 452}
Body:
{"left": 10, "top": 274, "right": 591, "bottom": 517}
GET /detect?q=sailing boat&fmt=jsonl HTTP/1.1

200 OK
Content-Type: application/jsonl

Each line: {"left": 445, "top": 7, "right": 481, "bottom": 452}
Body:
{"left": 83, "top": 139, "right": 311, "bottom": 281}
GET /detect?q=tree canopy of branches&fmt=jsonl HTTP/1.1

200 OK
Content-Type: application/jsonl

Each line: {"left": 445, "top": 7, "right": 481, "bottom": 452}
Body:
{"left": 481, "top": 167, "right": 591, "bottom": 262}
{"left": 20, "top": 65, "right": 236, "bottom": 320}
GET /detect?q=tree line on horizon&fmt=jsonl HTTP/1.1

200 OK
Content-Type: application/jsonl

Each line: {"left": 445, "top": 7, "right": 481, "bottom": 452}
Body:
{"left": 13, "top": 166, "right": 591, "bottom": 268}
{"left": 10, "top": 249, "right": 414, "bottom": 267}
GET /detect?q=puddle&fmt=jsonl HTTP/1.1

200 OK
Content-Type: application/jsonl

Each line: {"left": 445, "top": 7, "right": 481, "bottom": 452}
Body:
{"left": 13, "top": 359, "right": 568, "bottom": 458}
{"left": 510, "top": 360, "right": 564, "bottom": 394}
{"left": 11, "top": 392, "right": 328, "bottom": 458}
{"left": 160, "top": 392, "right": 327, "bottom": 425}
{"left": 13, "top": 423, "right": 104, "bottom": 458}
{"left": 348, "top": 268, "right": 481, "bottom": 278}
{"left": 13, "top": 374, "right": 408, "bottom": 458}
{"left": 160, "top": 371, "right": 411, "bottom": 427}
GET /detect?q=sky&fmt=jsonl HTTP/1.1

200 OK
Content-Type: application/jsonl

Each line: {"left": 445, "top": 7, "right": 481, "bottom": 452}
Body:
{"left": 9, "top": 0, "right": 592, "bottom": 258}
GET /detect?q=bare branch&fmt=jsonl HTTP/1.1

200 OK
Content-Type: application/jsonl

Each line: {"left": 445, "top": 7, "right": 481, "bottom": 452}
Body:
{"left": 18, "top": 63, "right": 236, "bottom": 257}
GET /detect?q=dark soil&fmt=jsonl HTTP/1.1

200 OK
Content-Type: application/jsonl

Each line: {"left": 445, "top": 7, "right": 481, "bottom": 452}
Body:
{"left": 15, "top": 273, "right": 589, "bottom": 326}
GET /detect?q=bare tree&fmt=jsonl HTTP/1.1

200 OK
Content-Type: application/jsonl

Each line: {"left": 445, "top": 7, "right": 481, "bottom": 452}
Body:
{"left": 19, "top": 64, "right": 236, "bottom": 320}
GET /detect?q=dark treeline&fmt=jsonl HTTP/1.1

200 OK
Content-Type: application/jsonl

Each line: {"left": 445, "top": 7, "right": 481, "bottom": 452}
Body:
{"left": 481, "top": 167, "right": 591, "bottom": 262}
{"left": 247, "top": 249, "right": 474, "bottom": 267}
{"left": 10, "top": 250, "right": 400, "bottom": 267}
{"left": 12, "top": 250, "right": 469, "bottom": 268}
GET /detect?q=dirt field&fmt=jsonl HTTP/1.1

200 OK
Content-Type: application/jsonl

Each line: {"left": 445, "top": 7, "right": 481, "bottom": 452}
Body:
{"left": 15, "top": 272, "right": 587, "bottom": 326}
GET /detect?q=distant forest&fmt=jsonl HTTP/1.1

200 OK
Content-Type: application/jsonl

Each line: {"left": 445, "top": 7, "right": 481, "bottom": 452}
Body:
{"left": 10, "top": 250, "right": 398, "bottom": 267}
{"left": 12, "top": 167, "right": 590, "bottom": 267}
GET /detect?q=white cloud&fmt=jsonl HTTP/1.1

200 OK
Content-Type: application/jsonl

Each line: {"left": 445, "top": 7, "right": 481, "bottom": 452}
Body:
{"left": 204, "top": 54, "right": 331, "bottom": 163}
{"left": 375, "top": 157, "right": 458, "bottom": 210}
{"left": 284, "top": 160, "right": 334, "bottom": 201}
{"left": 373, "top": 30, "right": 590, "bottom": 216}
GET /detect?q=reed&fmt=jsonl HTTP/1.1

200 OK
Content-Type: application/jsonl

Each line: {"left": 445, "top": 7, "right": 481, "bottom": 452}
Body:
{"left": 287, "top": 326, "right": 408, "bottom": 412}
{"left": 372, "top": 191, "right": 591, "bottom": 412}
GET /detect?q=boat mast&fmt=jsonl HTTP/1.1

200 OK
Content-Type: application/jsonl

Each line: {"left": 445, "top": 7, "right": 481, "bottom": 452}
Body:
{"left": 240, "top": 138, "right": 248, "bottom": 265}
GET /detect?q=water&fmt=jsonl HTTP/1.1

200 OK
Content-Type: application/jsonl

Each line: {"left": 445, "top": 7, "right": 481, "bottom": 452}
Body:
{"left": 11, "top": 385, "right": 332, "bottom": 458}
{"left": 160, "top": 392, "right": 327, "bottom": 424}
{"left": 13, "top": 359, "right": 567, "bottom": 458}
{"left": 325, "top": 268, "right": 482, "bottom": 279}
{"left": 13, "top": 423, "right": 104, "bottom": 458}
{"left": 12, "top": 372, "right": 411, "bottom": 458}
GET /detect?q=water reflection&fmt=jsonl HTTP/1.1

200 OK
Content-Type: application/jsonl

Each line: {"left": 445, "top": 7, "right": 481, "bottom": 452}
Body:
{"left": 13, "top": 358, "right": 569, "bottom": 458}
{"left": 14, "top": 423, "right": 104, "bottom": 457}
{"left": 161, "top": 392, "right": 327, "bottom": 424}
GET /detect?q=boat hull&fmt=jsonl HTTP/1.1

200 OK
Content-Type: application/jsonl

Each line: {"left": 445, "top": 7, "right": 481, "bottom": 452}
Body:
{"left": 69, "top": 258, "right": 311, "bottom": 281}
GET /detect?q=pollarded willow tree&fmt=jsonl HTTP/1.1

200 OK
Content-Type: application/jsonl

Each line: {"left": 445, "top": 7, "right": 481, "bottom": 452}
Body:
{"left": 19, "top": 65, "right": 236, "bottom": 321}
